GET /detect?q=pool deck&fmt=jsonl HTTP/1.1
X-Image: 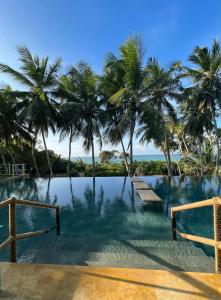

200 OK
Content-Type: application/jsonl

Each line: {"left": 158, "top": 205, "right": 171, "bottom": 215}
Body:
{"left": 0, "top": 263, "right": 220, "bottom": 299}
{"left": 132, "top": 177, "right": 162, "bottom": 202}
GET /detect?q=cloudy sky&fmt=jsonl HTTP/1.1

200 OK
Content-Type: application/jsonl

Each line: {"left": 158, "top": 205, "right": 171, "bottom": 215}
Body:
{"left": 0, "top": 0, "right": 220, "bottom": 157}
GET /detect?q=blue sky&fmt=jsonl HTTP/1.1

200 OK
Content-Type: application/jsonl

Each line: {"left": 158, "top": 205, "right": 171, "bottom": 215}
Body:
{"left": 0, "top": 0, "right": 221, "bottom": 157}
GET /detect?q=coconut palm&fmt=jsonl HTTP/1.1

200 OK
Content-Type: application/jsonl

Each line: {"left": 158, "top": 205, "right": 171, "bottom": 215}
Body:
{"left": 137, "top": 106, "right": 177, "bottom": 176}
{"left": 183, "top": 40, "right": 221, "bottom": 174}
{"left": 0, "top": 46, "right": 61, "bottom": 176}
{"left": 64, "top": 62, "right": 106, "bottom": 178}
{"left": 0, "top": 85, "right": 31, "bottom": 168}
{"left": 137, "top": 58, "right": 182, "bottom": 175}
{"left": 104, "top": 36, "right": 149, "bottom": 176}
{"left": 181, "top": 90, "right": 213, "bottom": 176}
{"left": 101, "top": 53, "right": 130, "bottom": 174}
{"left": 57, "top": 75, "right": 83, "bottom": 175}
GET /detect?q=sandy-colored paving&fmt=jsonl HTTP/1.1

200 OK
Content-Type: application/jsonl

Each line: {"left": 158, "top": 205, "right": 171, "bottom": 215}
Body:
{"left": 0, "top": 262, "right": 220, "bottom": 299}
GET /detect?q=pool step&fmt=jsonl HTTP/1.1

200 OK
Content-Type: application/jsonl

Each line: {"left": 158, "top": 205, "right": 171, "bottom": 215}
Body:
{"left": 18, "top": 248, "right": 214, "bottom": 273}
{"left": 16, "top": 238, "right": 215, "bottom": 273}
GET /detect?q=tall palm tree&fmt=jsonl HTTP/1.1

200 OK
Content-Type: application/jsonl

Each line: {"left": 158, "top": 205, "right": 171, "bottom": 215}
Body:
{"left": 61, "top": 62, "right": 106, "bottom": 178}
{"left": 137, "top": 106, "right": 177, "bottom": 176}
{"left": 138, "top": 58, "right": 182, "bottom": 176}
{"left": 0, "top": 46, "right": 61, "bottom": 176}
{"left": 105, "top": 36, "right": 149, "bottom": 176}
{"left": 57, "top": 75, "right": 82, "bottom": 175}
{"left": 183, "top": 40, "right": 221, "bottom": 174}
{"left": 180, "top": 90, "right": 213, "bottom": 176}
{"left": 101, "top": 52, "right": 130, "bottom": 174}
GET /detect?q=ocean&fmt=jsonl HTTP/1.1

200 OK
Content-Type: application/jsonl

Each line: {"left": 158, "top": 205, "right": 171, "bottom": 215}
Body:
{"left": 70, "top": 154, "right": 181, "bottom": 164}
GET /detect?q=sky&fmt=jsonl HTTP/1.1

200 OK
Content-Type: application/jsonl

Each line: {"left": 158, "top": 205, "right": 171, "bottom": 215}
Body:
{"left": 0, "top": 0, "right": 221, "bottom": 158}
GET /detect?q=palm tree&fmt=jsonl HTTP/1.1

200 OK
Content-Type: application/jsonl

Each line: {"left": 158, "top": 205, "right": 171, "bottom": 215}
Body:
{"left": 180, "top": 90, "right": 213, "bottom": 176}
{"left": 57, "top": 75, "right": 82, "bottom": 175}
{"left": 137, "top": 106, "right": 177, "bottom": 176}
{"left": 0, "top": 85, "right": 31, "bottom": 169}
{"left": 101, "top": 53, "right": 130, "bottom": 174}
{"left": 104, "top": 36, "right": 149, "bottom": 176}
{"left": 0, "top": 46, "right": 61, "bottom": 177}
{"left": 137, "top": 58, "right": 181, "bottom": 176}
{"left": 183, "top": 40, "right": 221, "bottom": 174}
{"left": 62, "top": 62, "right": 106, "bottom": 178}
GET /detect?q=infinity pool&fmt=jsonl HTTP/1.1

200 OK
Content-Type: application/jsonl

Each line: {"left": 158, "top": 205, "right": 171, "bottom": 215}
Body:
{"left": 0, "top": 176, "right": 217, "bottom": 263}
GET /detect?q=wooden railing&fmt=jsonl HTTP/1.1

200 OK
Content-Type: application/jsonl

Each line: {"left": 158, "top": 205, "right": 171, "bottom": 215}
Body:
{"left": 171, "top": 196, "right": 221, "bottom": 273}
{"left": 0, "top": 197, "right": 60, "bottom": 263}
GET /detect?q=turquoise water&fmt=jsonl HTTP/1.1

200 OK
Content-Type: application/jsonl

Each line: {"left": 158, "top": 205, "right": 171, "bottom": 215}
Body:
{"left": 70, "top": 154, "right": 181, "bottom": 163}
{"left": 0, "top": 176, "right": 217, "bottom": 263}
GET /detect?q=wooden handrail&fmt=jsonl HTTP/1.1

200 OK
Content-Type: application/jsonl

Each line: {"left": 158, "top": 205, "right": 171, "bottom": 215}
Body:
{"left": 0, "top": 198, "right": 13, "bottom": 208}
{"left": 171, "top": 196, "right": 221, "bottom": 273}
{"left": 0, "top": 236, "right": 14, "bottom": 251}
{"left": 171, "top": 198, "right": 214, "bottom": 213}
{"left": 15, "top": 199, "right": 59, "bottom": 209}
{"left": 174, "top": 229, "right": 221, "bottom": 250}
{"left": 16, "top": 227, "right": 55, "bottom": 240}
{"left": 0, "top": 197, "right": 60, "bottom": 263}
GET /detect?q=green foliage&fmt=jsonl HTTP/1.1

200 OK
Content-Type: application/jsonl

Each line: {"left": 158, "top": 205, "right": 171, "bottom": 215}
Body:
{"left": 99, "top": 150, "right": 118, "bottom": 163}
{"left": 72, "top": 159, "right": 86, "bottom": 171}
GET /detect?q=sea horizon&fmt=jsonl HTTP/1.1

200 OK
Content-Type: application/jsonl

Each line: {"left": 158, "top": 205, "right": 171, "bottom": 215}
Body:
{"left": 69, "top": 154, "right": 181, "bottom": 164}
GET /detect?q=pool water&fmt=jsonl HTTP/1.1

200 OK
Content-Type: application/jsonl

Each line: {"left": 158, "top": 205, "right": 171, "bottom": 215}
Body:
{"left": 0, "top": 176, "right": 217, "bottom": 268}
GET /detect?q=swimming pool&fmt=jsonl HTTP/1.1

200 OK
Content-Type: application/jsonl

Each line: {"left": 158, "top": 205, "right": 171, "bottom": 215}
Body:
{"left": 0, "top": 176, "right": 217, "bottom": 270}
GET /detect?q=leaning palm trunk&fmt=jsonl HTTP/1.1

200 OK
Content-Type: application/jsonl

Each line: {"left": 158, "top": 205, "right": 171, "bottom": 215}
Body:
{"left": 41, "top": 129, "right": 54, "bottom": 177}
{"left": 67, "top": 134, "right": 72, "bottom": 176}
{"left": 31, "top": 132, "right": 40, "bottom": 177}
{"left": 212, "top": 110, "right": 219, "bottom": 175}
{"left": 161, "top": 145, "right": 170, "bottom": 175}
{"left": 198, "top": 141, "right": 204, "bottom": 176}
{"left": 167, "top": 150, "right": 172, "bottom": 176}
{"left": 119, "top": 136, "right": 129, "bottom": 176}
{"left": 165, "top": 136, "right": 172, "bottom": 177}
{"left": 91, "top": 134, "right": 95, "bottom": 179}
{"left": 129, "top": 118, "right": 135, "bottom": 177}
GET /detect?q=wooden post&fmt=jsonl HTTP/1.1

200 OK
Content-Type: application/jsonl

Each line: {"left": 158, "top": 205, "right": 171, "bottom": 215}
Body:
{"left": 213, "top": 197, "right": 221, "bottom": 273}
{"left": 56, "top": 207, "right": 60, "bottom": 236}
{"left": 9, "top": 198, "right": 16, "bottom": 262}
{"left": 171, "top": 210, "right": 177, "bottom": 240}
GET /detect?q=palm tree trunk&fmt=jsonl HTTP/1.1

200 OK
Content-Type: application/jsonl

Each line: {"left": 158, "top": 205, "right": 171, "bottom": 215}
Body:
{"left": 212, "top": 110, "right": 219, "bottom": 175}
{"left": 119, "top": 136, "right": 129, "bottom": 176}
{"left": 10, "top": 154, "right": 15, "bottom": 164}
{"left": 161, "top": 144, "right": 170, "bottom": 175}
{"left": 165, "top": 136, "right": 172, "bottom": 177}
{"left": 199, "top": 139, "right": 204, "bottom": 176}
{"left": 41, "top": 129, "right": 54, "bottom": 177}
{"left": 32, "top": 133, "right": 40, "bottom": 177}
{"left": 167, "top": 150, "right": 172, "bottom": 176}
{"left": 67, "top": 133, "right": 72, "bottom": 176}
{"left": 91, "top": 134, "right": 95, "bottom": 179}
{"left": 1, "top": 152, "right": 7, "bottom": 166}
{"left": 129, "top": 119, "right": 135, "bottom": 177}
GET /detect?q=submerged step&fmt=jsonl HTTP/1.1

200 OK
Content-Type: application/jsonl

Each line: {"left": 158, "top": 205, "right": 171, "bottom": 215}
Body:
{"left": 19, "top": 249, "right": 214, "bottom": 273}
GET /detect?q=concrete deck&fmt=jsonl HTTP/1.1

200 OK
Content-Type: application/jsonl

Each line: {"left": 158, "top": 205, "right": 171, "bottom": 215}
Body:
{"left": 0, "top": 263, "right": 220, "bottom": 299}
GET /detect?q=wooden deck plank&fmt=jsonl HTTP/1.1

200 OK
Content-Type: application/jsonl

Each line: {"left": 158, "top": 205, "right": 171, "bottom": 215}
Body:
{"left": 137, "top": 189, "right": 162, "bottom": 202}
{"left": 133, "top": 182, "right": 151, "bottom": 190}
{"left": 131, "top": 177, "right": 143, "bottom": 182}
